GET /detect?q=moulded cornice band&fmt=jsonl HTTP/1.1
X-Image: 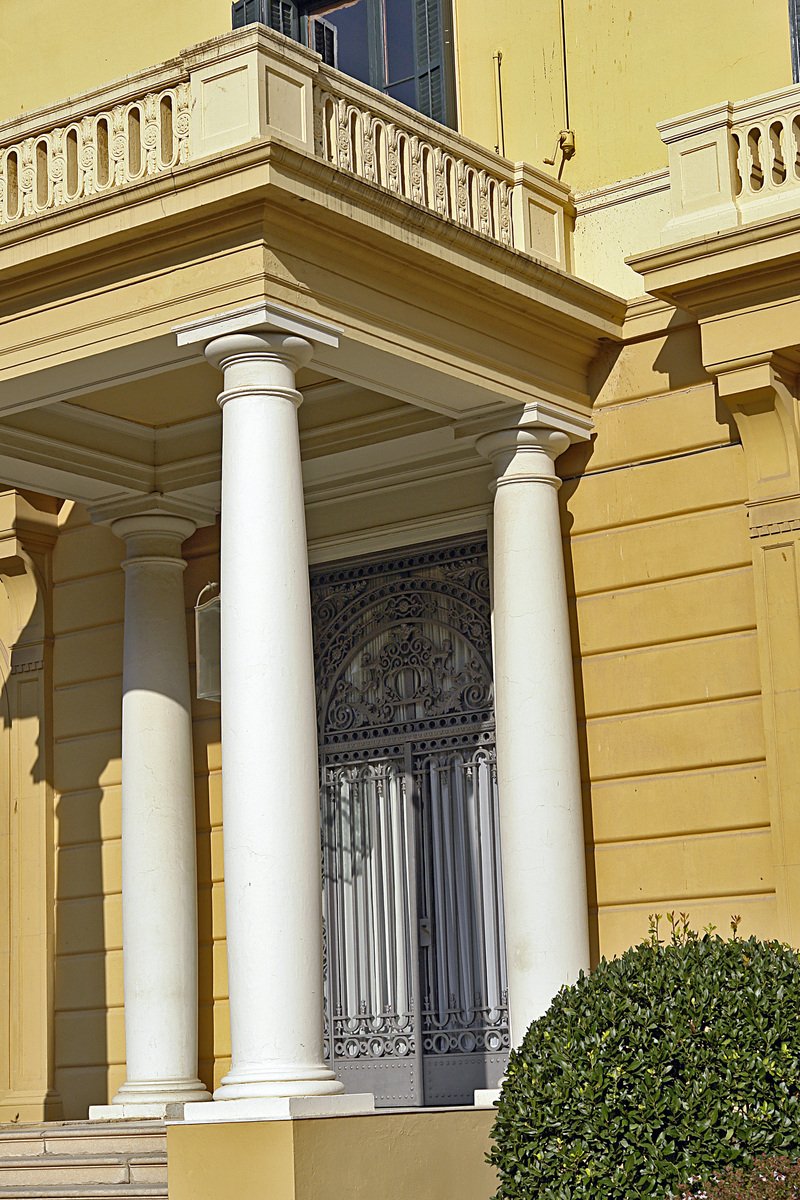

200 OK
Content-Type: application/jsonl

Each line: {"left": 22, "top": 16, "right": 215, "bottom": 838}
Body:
{"left": 121, "top": 555, "right": 188, "bottom": 570}
{"left": 216, "top": 386, "right": 304, "bottom": 409}
{"left": 492, "top": 472, "right": 563, "bottom": 491}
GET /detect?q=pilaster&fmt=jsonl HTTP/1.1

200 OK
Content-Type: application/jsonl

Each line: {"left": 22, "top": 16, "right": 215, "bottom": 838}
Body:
{"left": 0, "top": 491, "right": 61, "bottom": 1122}
{"left": 713, "top": 356, "right": 800, "bottom": 945}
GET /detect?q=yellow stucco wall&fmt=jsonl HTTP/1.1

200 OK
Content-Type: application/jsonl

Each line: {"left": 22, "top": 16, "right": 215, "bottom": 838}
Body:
{"left": 1, "top": 0, "right": 792, "bottom": 196}
{"left": 0, "top": 0, "right": 230, "bottom": 126}
{"left": 453, "top": 0, "right": 793, "bottom": 191}
{"left": 561, "top": 320, "right": 775, "bottom": 958}
{"left": 52, "top": 504, "right": 125, "bottom": 1118}
{"left": 167, "top": 1110, "right": 497, "bottom": 1200}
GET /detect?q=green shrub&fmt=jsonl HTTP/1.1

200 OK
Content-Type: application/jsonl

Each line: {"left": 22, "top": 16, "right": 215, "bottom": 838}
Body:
{"left": 676, "top": 1154, "right": 800, "bottom": 1200}
{"left": 489, "top": 916, "right": 800, "bottom": 1200}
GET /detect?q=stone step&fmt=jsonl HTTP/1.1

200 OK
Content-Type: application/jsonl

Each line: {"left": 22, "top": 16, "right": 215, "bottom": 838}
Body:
{"left": 0, "top": 1122, "right": 167, "bottom": 1200}
{"left": 0, "top": 1154, "right": 166, "bottom": 1186}
{"left": 0, "top": 1185, "right": 167, "bottom": 1197}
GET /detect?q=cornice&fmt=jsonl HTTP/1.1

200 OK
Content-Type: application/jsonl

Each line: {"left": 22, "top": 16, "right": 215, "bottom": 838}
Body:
{"left": 628, "top": 209, "right": 800, "bottom": 313}
{"left": 574, "top": 169, "right": 670, "bottom": 218}
{"left": 0, "top": 136, "right": 625, "bottom": 346}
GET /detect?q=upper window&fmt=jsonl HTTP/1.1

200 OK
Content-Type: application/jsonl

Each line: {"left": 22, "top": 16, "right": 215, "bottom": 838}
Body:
{"left": 231, "top": 0, "right": 455, "bottom": 127}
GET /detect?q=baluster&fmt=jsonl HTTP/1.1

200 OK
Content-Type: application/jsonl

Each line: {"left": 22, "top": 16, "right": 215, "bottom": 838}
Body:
{"left": 498, "top": 180, "right": 513, "bottom": 245}
{"left": 50, "top": 129, "right": 67, "bottom": 208}
{"left": 19, "top": 139, "right": 35, "bottom": 218}
{"left": 361, "top": 112, "right": 376, "bottom": 183}
{"left": 79, "top": 116, "right": 97, "bottom": 196}
{"left": 456, "top": 159, "right": 470, "bottom": 226}
{"left": 335, "top": 99, "right": 351, "bottom": 172}
{"left": 111, "top": 106, "right": 128, "bottom": 185}
{"left": 432, "top": 147, "right": 447, "bottom": 217}
{"left": 386, "top": 124, "right": 400, "bottom": 194}
{"left": 174, "top": 83, "right": 191, "bottom": 166}
{"left": 410, "top": 136, "right": 424, "bottom": 205}
{"left": 143, "top": 92, "right": 160, "bottom": 176}
{"left": 477, "top": 171, "right": 492, "bottom": 236}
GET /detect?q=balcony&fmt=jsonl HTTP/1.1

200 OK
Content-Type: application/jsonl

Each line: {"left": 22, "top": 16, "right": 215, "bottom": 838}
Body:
{"left": 659, "top": 83, "right": 800, "bottom": 242}
{"left": 0, "top": 25, "right": 571, "bottom": 270}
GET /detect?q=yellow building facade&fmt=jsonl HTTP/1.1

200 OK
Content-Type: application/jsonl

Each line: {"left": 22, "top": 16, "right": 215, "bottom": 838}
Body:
{"left": 0, "top": 1, "right": 798, "bottom": 1195}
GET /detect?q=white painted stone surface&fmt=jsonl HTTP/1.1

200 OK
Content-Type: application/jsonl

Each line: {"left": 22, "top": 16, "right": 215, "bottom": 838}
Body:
{"left": 101, "top": 513, "right": 211, "bottom": 1116}
{"left": 204, "top": 329, "right": 345, "bottom": 1102}
{"left": 477, "top": 423, "right": 591, "bottom": 1043}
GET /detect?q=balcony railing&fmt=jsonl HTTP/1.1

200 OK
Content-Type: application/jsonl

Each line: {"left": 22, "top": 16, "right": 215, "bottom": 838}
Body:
{"left": 0, "top": 27, "right": 570, "bottom": 268}
{"left": 0, "top": 85, "right": 190, "bottom": 224}
{"left": 659, "top": 83, "right": 800, "bottom": 242}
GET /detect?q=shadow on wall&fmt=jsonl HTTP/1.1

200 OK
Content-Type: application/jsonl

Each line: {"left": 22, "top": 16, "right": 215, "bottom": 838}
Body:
{"left": 0, "top": 493, "right": 222, "bottom": 1121}
{"left": 557, "top": 311, "right": 744, "bottom": 970}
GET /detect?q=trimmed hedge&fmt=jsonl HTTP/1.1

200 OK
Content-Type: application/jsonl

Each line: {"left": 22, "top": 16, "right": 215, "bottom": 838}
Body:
{"left": 489, "top": 918, "right": 800, "bottom": 1200}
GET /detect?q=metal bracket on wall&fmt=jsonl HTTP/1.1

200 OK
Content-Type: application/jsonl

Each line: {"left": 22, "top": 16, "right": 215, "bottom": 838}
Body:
{"left": 544, "top": 128, "right": 576, "bottom": 167}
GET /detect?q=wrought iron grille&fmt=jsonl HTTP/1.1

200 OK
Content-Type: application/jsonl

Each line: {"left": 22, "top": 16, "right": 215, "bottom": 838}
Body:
{"left": 312, "top": 537, "right": 509, "bottom": 1106}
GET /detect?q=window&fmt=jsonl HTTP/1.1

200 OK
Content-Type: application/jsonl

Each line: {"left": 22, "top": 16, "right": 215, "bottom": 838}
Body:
{"left": 231, "top": 0, "right": 456, "bottom": 127}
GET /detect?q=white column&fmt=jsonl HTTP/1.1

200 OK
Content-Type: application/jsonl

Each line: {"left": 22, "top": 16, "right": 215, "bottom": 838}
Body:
{"left": 181, "top": 327, "right": 370, "bottom": 1121}
{"left": 477, "top": 423, "right": 590, "bottom": 1045}
{"left": 90, "top": 513, "right": 211, "bottom": 1118}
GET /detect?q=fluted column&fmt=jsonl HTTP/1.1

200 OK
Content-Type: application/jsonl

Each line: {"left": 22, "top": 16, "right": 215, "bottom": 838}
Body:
{"left": 477, "top": 421, "right": 590, "bottom": 1045}
{"left": 90, "top": 511, "right": 211, "bottom": 1118}
{"left": 179, "top": 321, "right": 372, "bottom": 1121}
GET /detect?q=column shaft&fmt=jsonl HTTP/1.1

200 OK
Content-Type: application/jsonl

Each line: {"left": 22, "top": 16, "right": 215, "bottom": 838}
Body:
{"left": 479, "top": 428, "right": 590, "bottom": 1043}
{"left": 96, "top": 515, "right": 210, "bottom": 1114}
{"left": 210, "top": 332, "right": 341, "bottom": 1100}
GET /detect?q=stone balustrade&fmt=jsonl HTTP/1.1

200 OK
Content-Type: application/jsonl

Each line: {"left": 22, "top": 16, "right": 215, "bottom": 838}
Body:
{"left": 0, "top": 71, "right": 191, "bottom": 226}
{"left": 314, "top": 71, "right": 514, "bottom": 246}
{"left": 0, "top": 26, "right": 572, "bottom": 267}
{"left": 659, "top": 83, "right": 800, "bottom": 242}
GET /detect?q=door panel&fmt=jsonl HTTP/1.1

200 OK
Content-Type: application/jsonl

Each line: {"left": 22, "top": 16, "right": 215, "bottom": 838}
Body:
{"left": 312, "top": 538, "right": 509, "bottom": 1106}
{"left": 322, "top": 758, "right": 422, "bottom": 1105}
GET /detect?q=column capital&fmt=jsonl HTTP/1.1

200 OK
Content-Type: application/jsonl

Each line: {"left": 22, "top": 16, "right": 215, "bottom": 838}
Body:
{"left": 174, "top": 301, "right": 341, "bottom": 358}
{"left": 466, "top": 400, "right": 592, "bottom": 486}
{"left": 88, "top": 492, "right": 216, "bottom": 532}
{"left": 477, "top": 424, "right": 584, "bottom": 489}
{"left": 110, "top": 514, "right": 197, "bottom": 568}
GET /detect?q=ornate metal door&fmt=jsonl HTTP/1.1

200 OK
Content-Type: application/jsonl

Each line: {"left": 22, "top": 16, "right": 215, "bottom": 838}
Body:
{"left": 312, "top": 538, "right": 509, "bottom": 1106}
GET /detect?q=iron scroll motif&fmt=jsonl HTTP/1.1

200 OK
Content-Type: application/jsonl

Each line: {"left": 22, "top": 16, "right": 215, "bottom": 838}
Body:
{"left": 312, "top": 538, "right": 494, "bottom": 742}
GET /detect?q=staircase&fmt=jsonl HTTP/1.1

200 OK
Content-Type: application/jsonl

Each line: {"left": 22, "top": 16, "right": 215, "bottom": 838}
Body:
{"left": 0, "top": 1122, "right": 167, "bottom": 1200}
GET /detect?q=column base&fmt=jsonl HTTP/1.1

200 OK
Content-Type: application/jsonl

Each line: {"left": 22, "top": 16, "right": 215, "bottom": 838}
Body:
{"left": 90, "top": 1078, "right": 212, "bottom": 1119}
{"left": 181, "top": 1093, "right": 375, "bottom": 1123}
{"left": 473, "top": 1088, "right": 501, "bottom": 1108}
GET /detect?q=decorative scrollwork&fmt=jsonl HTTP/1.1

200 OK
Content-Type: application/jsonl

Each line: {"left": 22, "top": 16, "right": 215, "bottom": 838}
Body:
{"left": 312, "top": 539, "right": 493, "bottom": 743}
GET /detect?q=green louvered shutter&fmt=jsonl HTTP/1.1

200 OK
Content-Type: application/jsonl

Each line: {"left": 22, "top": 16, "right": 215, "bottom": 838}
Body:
{"left": 414, "top": 0, "right": 445, "bottom": 123}
{"left": 312, "top": 16, "right": 338, "bottom": 67}
{"left": 269, "top": 0, "right": 300, "bottom": 37}
{"left": 232, "top": 0, "right": 299, "bottom": 39}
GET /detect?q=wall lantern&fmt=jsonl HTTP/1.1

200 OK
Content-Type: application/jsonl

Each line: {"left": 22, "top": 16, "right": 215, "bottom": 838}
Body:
{"left": 195, "top": 582, "right": 221, "bottom": 703}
